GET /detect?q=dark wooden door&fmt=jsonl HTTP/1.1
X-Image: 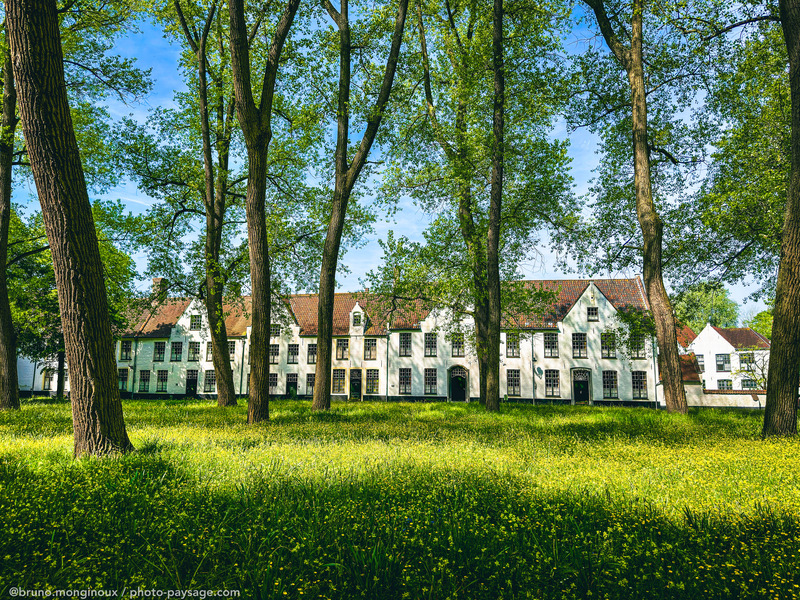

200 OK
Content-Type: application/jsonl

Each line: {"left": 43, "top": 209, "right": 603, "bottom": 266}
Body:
{"left": 186, "top": 371, "right": 198, "bottom": 397}
{"left": 349, "top": 369, "right": 361, "bottom": 400}
{"left": 573, "top": 371, "right": 590, "bottom": 405}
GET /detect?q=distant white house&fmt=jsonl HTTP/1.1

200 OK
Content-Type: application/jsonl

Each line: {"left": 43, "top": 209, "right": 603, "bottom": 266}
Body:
{"left": 688, "top": 324, "right": 770, "bottom": 391}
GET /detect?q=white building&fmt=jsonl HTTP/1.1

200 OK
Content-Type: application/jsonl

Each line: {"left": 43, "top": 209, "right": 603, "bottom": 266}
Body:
{"left": 688, "top": 324, "right": 770, "bottom": 391}
{"left": 21, "top": 278, "right": 661, "bottom": 406}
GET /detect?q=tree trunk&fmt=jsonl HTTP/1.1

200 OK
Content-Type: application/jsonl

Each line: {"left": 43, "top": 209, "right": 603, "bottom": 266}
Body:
{"left": 245, "top": 150, "right": 271, "bottom": 424}
{"left": 485, "top": 0, "right": 505, "bottom": 413}
{"left": 0, "top": 44, "right": 19, "bottom": 410}
{"left": 764, "top": 0, "right": 800, "bottom": 437}
{"left": 626, "top": 0, "right": 687, "bottom": 414}
{"left": 7, "top": 0, "right": 132, "bottom": 455}
{"left": 56, "top": 349, "right": 65, "bottom": 401}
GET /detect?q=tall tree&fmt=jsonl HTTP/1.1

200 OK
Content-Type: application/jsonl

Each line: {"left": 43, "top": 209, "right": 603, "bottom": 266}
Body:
{"left": 228, "top": 0, "right": 301, "bottom": 423}
{"left": 6, "top": 0, "right": 132, "bottom": 454}
{"left": 311, "top": 0, "right": 409, "bottom": 411}
{"left": 764, "top": 0, "right": 800, "bottom": 437}
{"left": 0, "top": 39, "right": 18, "bottom": 410}
{"left": 582, "top": 0, "right": 688, "bottom": 413}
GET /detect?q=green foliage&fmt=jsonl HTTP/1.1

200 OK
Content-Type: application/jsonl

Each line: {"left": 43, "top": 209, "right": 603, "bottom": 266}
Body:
{"left": 744, "top": 310, "right": 773, "bottom": 340}
{"left": 672, "top": 282, "right": 739, "bottom": 334}
{"left": 8, "top": 202, "right": 140, "bottom": 361}
{"left": 1, "top": 400, "right": 799, "bottom": 597}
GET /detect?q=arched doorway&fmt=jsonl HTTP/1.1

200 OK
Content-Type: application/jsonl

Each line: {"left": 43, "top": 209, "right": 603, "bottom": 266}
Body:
{"left": 449, "top": 366, "right": 468, "bottom": 402}
{"left": 572, "top": 369, "right": 592, "bottom": 405}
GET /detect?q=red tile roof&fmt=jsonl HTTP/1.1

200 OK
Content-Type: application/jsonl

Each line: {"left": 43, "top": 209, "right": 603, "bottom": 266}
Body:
{"left": 676, "top": 322, "right": 697, "bottom": 349}
{"left": 123, "top": 298, "right": 191, "bottom": 338}
{"left": 712, "top": 326, "right": 770, "bottom": 349}
{"left": 507, "top": 278, "right": 648, "bottom": 329}
{"left": 659, "top": 353, "right": 702, "bottom": 382}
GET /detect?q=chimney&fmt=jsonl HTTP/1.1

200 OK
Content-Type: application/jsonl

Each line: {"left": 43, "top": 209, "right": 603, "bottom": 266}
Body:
{"left": 152, "top": 277, "right": 168, "bottom": 300}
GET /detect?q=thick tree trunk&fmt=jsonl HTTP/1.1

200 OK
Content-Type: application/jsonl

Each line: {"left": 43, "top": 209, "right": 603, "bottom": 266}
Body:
{"left": 485, "top": 0, "right": 505, "bottom": 413}
{"left": 7, "top": 0, "right": 131, "bottom": 455}
{"left": 0, "top": 45, "right": 19, "bottom": 410}
{"left": 764, "top": 0, "right": 800, "bottom": 437}
{"left": 626, "top": 0, "right": 687, "bottom": 414}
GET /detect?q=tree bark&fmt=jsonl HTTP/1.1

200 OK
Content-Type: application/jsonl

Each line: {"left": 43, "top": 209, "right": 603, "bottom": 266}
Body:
{"left": 228, "top": 0, "right": 300, "bottom": 422}
{"left": 7, "top": 0, "right": 132, "bottom": 455}
{"left": 312, "top": 0, "right": 408, "bottom": 411}
{"left": 485, "top": 0, "right": 504, "bottom": 412}
{"left": 0, "top": 42, "right": 19, "bottom": 410}
{"left": 764, "top": 0, "right": 800, "bottom": 437}
{"left": 586, "top": 0, "right": 687, "bottom": 413}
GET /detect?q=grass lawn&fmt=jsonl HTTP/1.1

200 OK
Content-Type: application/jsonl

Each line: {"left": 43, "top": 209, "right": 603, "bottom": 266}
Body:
{"left": 1, "top": 399, "right": 799, "bottom": 599}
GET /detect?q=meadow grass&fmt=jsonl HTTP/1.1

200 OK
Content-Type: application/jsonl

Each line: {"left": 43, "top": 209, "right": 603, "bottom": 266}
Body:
{"left": 1, "top": 399, "right": 799, "bottom": 599}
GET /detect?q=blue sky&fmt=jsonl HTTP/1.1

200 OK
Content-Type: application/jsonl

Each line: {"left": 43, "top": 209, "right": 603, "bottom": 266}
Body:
{"left": 96, "top": 19, "right": 767, "bottom": 322}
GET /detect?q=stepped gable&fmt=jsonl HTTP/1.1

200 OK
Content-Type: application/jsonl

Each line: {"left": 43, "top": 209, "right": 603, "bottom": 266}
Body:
{"left": 712, "top": 326, "right": 770, "bottom": 349}
{"left": 513, "top": 278, "right": 648, "bottom": 329}
{"left": 123, "top": 298, "right": 191, "bottom": 338}
{"left": 676, "top": 322, "right": 697, "bottom": 349}
{"left": 289, "top": 292, "right": 431, "bottom": 336}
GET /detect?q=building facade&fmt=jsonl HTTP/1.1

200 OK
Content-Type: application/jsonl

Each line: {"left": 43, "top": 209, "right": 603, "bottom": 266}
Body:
{"left": 20, "top": 278, "right": 661, "bottom": 406}
{"left": 687, "top": 324, "right": 771, "bottom": 391}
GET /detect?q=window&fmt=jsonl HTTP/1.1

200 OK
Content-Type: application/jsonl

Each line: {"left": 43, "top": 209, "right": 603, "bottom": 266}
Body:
{"left": 187, "top": 369, "right": 198, "bottom": 383}
{"left": 204, "top": 370, "right": 216, "bottom": 393}
{"left": 332, "top": 369, "right": 346, "bottom": 394}
{"left": 717, "top": 379, "right": 733, "bottom": 391}
{"left": 452, "top": 333, "right": 464, "bottom": 357}
{"left": 632, "top": 371, "right": 647, "bottom": 399}
{"left": 544, "top": 333, "right": 558, "bottom": 358}
{"left": 154, "top": 341, "right": 166, "bottom": 362}
{"left": 170, "top": 342, "right": 182, "bottom": 362}
{"left": 601, "top": 333, "right": 616, "bottom": 359}
{"left": 156, "top": 370, "right": 168, "bottom": 393}
{"left": 269, "top": 373, "right": 278, "bottom": 393}
{"left": 270, "top": 324, "right": 281, "bottom": 337}
{"left": 424, "top": 333, "right": 437, "bottom": 357}
{"left": 288, "top": 344, "right": 299, "bottom": 364}
{"left": 399, "top": 368, "right": 411, "bottom": 394}
{"left": 587, "top": 306, "right": 598, "bottom": 321}
{"left": 228, "top": 340, "right": 236, "bottom": 358}
{"left": 697, "top": 355, "right": 705, "bottom": 372}
{"left": 742, "top": 379, "right": 758, "bottom": 390}
{"left": 740, "top": 352, "right": 755, "bottom": 369}
{"left": 306, "top": 373, "right": 315, "bottom": 396}
{"left": 364, "top": 338, "right": 377, "bottom": 360}
{"left": 716, "top": 354, "right": 731, "bottom": 372}
{"left": 187, "top": 342, "right": 200, "bottom": 362}
{"left": 118, "top": 368, "right": 128, "bottom": 391}
{"left": 139, "top": 370, "right": 150, "bottom": 393}
{"left": 507, "top": 369, "right": 520, "bottom": 396}
{"left": 631, "top": 335, "right": 646, "bottom": 359}
{"left": 572, "top": 333, "right": 587, "bottom": 358}
{"left": 424, "top": 368, "right": 437, "bottom": 395}
{"left": 399, "top": 333, "right": 411, "bottom": 357}
{"left": 190, "top": 314, "right": 202, "bottom": 330}
{"left": 506, "top": 334, "right": 520, "bottom": 358}
{"left": 366, "top": 369, "right": 379, "bottom": 394}
{"left": 43, "top": 370, "right": 54, "bottom": 391}
{"left": 353, "top": 313, "right": 362, "bottom": 326}
{"left": 269, "top": 344, "right": 279, "bottom": 364}
{"left": 307, "top": 344, "right": 317, "bottom": 364}
{"left": 545, "top": 370, "right": 559, "bottom": 397}
{"left": 602, "top": 371, "right": 618, "bottom": 399}
{"left": 336, "top": 339, "right": 349, "bottom": 360}
{"left": 206, "top": 343, "right": 213, "bottom": 361}
{"left": 120, "top": 340, "right": 132, "bottom": 361}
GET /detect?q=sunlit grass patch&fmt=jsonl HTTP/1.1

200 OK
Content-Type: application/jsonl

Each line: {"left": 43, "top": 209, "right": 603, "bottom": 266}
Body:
{"left": 0, "top": 399, "right": 798, "bottom": 598}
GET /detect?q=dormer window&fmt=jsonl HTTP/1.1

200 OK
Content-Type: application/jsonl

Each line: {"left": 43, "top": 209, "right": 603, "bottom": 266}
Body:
{"left": 353, "top": 313, "right": 362, "bottom": 326}
{"left": 190, "top": 314, "right": 202, "bottom": 330}
{"left": 587, "top": 307, "right": 598, "bottom": 321}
